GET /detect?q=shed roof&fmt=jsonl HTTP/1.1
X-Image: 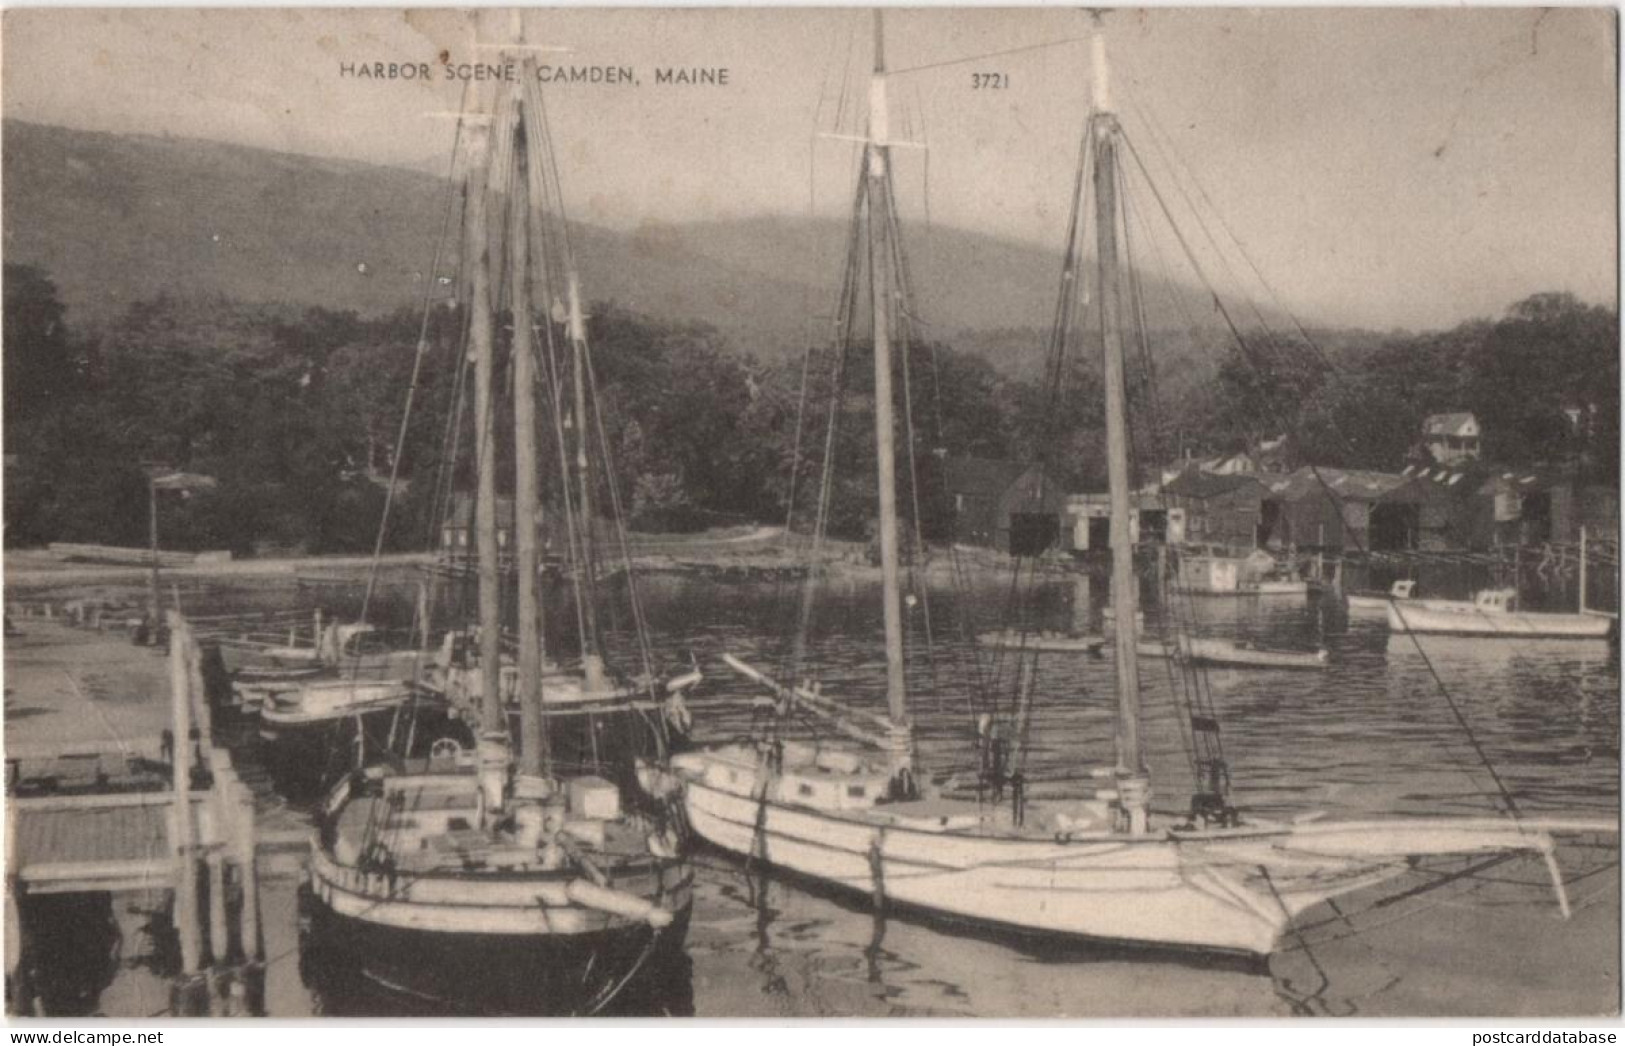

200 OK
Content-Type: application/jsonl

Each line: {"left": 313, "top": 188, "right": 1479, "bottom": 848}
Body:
{"left": 1263, "top": 466, "right": 1419, "bottom": 503}
{"left": 1162, "top": 469, "right": 1264, "bottom": 500}
{"left": 1423, "top": 412, "right": 1478, "bottom": 437}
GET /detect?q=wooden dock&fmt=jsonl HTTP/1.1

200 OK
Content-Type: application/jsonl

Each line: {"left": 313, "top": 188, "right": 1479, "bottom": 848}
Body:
{"left": 6, "top": 612, "right": 265, "bottom": 1016}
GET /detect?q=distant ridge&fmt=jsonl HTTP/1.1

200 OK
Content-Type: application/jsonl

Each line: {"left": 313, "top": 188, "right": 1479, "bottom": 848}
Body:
{"left": 3, "top": 119, "right": 1251, "bottom": 379}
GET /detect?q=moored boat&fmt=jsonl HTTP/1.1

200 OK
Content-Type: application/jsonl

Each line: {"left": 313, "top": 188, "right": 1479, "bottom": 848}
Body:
{"left": 1387, "top": 588, "right": 1613, "bottom": 640}
{"left": 673, "top": 15, "right": 1612, "bottom": 959}
{"left": 1346, "top": 578, "right": 1415, "bottom": 614}
{"left": 976, "top": 628, "right": 1104, "bottom": 653}
{"left": 303, "top": 17, "right": 697, "bottom": 1013}
{"left": 258, "top": 677, "right": 419, "bottom": 795}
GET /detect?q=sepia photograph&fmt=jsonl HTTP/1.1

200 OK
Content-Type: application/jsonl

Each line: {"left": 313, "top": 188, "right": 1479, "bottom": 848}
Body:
{"left": 0, "top": 6, "right": 1618, "bottom": 1020}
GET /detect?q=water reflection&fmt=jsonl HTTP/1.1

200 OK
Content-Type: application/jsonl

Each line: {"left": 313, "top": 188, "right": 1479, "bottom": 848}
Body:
{"left": 27, "top": 571, "right": 1619, "bottom": 1017}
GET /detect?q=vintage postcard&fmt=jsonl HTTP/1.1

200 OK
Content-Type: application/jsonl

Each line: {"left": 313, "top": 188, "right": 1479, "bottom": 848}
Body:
{"left": 1, "top": 7, "right": 1618, "bottom": 1021}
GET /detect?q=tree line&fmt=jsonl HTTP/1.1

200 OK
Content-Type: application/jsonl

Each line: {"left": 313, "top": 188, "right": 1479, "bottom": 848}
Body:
{"left": 3, "top": 263, "right": 1615, "bottom": 555}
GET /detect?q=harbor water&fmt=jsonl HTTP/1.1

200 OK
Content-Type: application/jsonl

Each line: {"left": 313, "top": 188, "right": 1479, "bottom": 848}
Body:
{"left": 11, "top": 570, "right": 1620, "bottom": 1017}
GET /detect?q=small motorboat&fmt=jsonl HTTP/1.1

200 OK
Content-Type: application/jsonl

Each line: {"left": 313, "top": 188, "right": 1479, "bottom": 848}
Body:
{"left": 1387, "top": 588, "right": 1614, "bottom": 640}
{"left": 976, "top": 629, "right": 1105, "bottom": 653}
{"left": 1347, "top": 579, "right": 1415, "bottom": 615}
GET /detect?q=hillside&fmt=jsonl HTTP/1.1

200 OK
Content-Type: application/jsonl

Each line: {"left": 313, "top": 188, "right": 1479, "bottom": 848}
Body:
{"left": 3, "top": 119, "right": 1255, "bottom": 384}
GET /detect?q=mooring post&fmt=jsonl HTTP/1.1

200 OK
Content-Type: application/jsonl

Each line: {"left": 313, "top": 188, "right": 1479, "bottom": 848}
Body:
{"left": 167, "top": 613, "right": 202, "bottom": 976}
{"left": 206, "top": 850, "right": 228, "bottom": 966}
{"left": 233, "top": 779, "right": 261, "bottom": 961}
{"left": 187, "top": 633, "right": 213, "bottom": 746}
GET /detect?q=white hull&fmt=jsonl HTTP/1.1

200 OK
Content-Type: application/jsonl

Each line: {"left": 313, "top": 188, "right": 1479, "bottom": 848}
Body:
{"left": 976, "top": 630, "right": 1105, "bottom": 653}
{"left": 674, "top": 748, "right": 1583, "bottom": 957}
{"left": 1173, "top": 580, "right": 1308, "bottom": 598}
{"left": 1387, "top": 602, "right": 1614, "bottom": 639}
{"left": 1347, "top": 594, "right": 1405, "bottom": 614}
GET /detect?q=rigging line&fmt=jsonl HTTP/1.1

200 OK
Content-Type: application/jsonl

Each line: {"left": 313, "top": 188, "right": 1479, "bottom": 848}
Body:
{"left": 1131, "top": 95, "right": 1344, "bottom": 380}
{"left": 787, "top": 174, "right": 868, "bottom": 678}
{"left": 886, "top": 34, "right": 1090, "bottom": 78}
{"left": 883, "top": 167, "right": 946, "bottom": 719}
{"left": 358, "top": 79, "right": 474, "bottom": 629}
{"left": 1127, "top": 103, "right": 1310, "bottom": 406}
{"left": 1117, "top": 155, "right": 1221, "bottom": 775}
{"left": 1120, "top": 129, "right": 1492, "bottom": 803}
{"left": 1120, "top": 131, "right": 1523, "bottom": 821}
{"left": 540, "top": 295, "right": 591, "bottom": 650}
{"left": 580, "top": 328, "right": 658, "bottom": 688}
{"left": 1114, "top": 159, "right": 1231, "bottom": 748}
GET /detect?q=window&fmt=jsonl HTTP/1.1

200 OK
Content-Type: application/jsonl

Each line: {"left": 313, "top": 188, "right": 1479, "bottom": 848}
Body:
{"left": 847, "top": 785, "right": 867, "bottom": 798}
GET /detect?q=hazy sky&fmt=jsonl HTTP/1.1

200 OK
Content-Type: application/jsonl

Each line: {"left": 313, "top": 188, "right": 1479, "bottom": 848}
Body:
{"left": 2, "top": 7, "right": 1616, "bottom": 330}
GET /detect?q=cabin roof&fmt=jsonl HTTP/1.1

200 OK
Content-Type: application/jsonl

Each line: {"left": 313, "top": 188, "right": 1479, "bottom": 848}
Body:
{"left": 1423, "top": 412, "right": 1478, "bottom": 437}
{"left": 1162, "top": 469, "right": 1263, "bottom": 500}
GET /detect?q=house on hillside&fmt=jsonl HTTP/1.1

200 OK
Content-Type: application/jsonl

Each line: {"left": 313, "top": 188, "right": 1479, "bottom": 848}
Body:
{"left": 1422, "top": 412, "right": 1481, "bottom": 465}
{"left": 1160, "top": 470, "right": 1267, "bottom": 550}
{"left": 943, "top": 457, "right": 1066, "bottom": 554}
{"left": 1258, "top": 466, "right": 1426, "bottom": 552}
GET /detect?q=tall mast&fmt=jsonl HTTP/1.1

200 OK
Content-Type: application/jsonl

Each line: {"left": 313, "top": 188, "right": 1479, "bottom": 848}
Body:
{"left": 566, "top": 274, "right": 606, "bottom": 690}
{"left": 465, "top": 95, "right": 505, "bottom": 737}
{"left": 1091, "top": 29, "right": 1149, "bottom": 833}
{"left": 866, "top": 10, "right": 911, "bottom": 776}
{"left": 508, "top": 58, "right": 550, "bottom": 778}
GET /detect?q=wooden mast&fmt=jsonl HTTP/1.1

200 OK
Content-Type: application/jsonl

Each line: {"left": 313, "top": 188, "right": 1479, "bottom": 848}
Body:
{"left": 465, "top": 84, "right": 505, "bottom": 738}
{"left": 1091, "top": 29, "right": 1149, "bottom": 833}
{"left": 866, "top": 10, "right": 911, "bottom": 778}
{"left": 566, "top": 274, "right": 606, "bottom": 690}
{"left": 508, "top": 53, "right": 549, "bottom": 778}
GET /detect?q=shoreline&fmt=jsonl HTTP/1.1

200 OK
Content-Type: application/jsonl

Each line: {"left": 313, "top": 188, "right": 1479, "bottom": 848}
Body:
{"left": 4, "top": 532, "right": 1077, "bottom": 604}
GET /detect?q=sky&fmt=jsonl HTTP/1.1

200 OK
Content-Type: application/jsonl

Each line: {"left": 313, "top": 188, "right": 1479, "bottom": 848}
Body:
{"left": 2, "top": 6, "right": 1617, "bottom": 331}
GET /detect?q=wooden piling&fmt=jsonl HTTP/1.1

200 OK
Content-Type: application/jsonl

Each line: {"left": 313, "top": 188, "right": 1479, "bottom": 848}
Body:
{"left": 233, "top": 780, "right": 261, "bottom": 961}
{"left": 206, "top": 852, "right": 228, "bottom": 965}
{"left": 167, "top": 612, "right": 202, "bottom": 975}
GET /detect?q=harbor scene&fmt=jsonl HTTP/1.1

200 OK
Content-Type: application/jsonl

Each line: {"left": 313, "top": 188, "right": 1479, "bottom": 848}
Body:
{"left": 3, "top": 565, "right": 1619, "bottom": 1017}
{"left": 3, "top": 7, "right": 1619, "bottom": 1022}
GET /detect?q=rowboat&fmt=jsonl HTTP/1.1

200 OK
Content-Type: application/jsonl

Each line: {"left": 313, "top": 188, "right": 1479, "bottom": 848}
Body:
{"left": 976, "top": 629, "right": 1104, "bottom": 653}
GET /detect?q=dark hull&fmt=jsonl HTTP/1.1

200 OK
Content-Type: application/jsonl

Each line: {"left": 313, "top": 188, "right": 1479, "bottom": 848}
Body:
{"left": 301, "top": 888, "right": 695, "bottom": 1016}
{"left": 258, "top": 707, "right": 406, "bottom": 801}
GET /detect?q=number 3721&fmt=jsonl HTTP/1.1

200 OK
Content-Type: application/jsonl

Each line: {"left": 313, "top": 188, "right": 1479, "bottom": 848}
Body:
{"left": 971, "top": 72, "right": 1008, "bottom": 89}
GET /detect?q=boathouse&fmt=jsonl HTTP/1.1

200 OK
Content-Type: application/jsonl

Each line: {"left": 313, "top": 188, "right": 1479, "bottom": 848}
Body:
{"left": 942, "top": 457, "right": 1065, "bottom": 554}
{"left": 1160, "top": 469, "right": 1266, "bottom": 550}
{"left": 1258, "top": 466, "right": 1427, "bottom": 553}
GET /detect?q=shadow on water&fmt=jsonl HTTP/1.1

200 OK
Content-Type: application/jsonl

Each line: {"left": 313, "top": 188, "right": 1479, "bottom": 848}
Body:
{"left": 723, "top": 843, "right": 1270, "bottom": 977}
{"left": 294, "top": 883, "right": 697, "bottom": 1017}
{"left": 8, "top": 893, "right": 122, "bottom": 1017}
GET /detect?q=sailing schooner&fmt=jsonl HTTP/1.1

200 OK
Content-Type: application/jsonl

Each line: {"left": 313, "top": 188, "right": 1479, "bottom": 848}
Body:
{"left": 303, "top": 15, "right": 696, "bottom": 1013}
{"left": 673, "top": 13, "right": 1614, "bottom": 958}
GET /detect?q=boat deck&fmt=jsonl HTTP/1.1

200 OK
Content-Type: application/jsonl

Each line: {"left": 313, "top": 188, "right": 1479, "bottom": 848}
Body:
{"left": 334, "top": 774, "right": 655, "bottom": 876}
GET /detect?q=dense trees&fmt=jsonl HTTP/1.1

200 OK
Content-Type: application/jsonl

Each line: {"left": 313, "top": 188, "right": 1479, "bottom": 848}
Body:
{"left": 2, "top": 267, "right": 1615, "bottom": 555}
